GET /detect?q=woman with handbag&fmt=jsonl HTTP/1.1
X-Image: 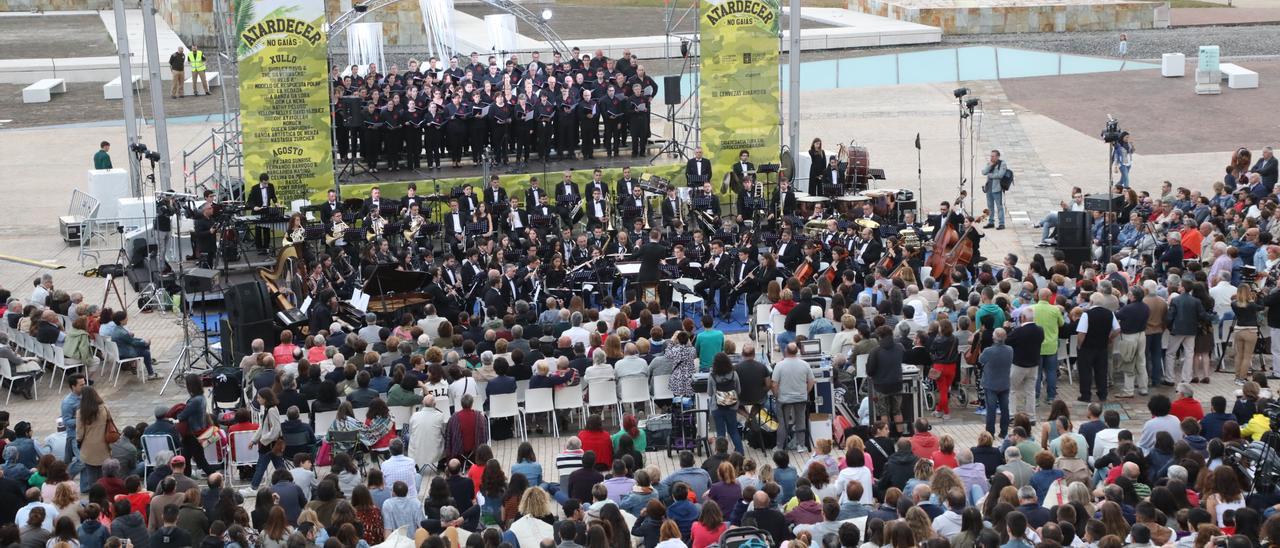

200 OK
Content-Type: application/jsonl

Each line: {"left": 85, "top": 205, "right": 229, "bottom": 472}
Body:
{"left": 249, "top": 387, "right": 286, "bottom": 490}
{"left": 74, "top": 386, "right": 114, "bottom": 487}
{"left": 706, "top": 352, "right": 744, "bottom": 454}
{"left": 176, "top": 373, "right": 219, "bottom": 476}
{"left": 928, "top": 319, "right": 961, "bottom": 420}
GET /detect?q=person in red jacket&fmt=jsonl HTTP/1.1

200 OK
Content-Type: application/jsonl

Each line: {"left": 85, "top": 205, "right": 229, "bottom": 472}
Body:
{"left": 577, "top": 414, "right": 613, "bottom": 471}
{"left": 910, "top": 418, "right": 940, "bottom": 460}
{"left": 1169, "top": 383, "right": 1204, "bottom": 421}
{"left": 929, "top": 434, "right": 960, "bottom": 469}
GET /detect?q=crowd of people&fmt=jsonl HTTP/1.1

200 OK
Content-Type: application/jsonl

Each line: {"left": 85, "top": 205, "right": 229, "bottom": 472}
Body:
{"left": 8, "top": 138, "right": 1280, "bottom": 548}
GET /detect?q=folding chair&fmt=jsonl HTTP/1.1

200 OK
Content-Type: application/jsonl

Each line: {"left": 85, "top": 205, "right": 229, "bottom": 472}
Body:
{"left": 226, "top": 429, "right": 260, "bottom": 487}
{"left": 312, "top": 410, "right": 337, "bottom": 438}
{"left": 795, "top": 323, "right": 812, "bottom": 340}
{"left": 651, "top": 374, "right": 674, "bottom": 402}
{"left": 516, "top": 379, "right": 530, "bottom": 403}
{"left": 389, "top": 405, "right": 415, "bottom": 429}
{"left": 554, "top": 383, "right": 585, "bottom": 430}
{"left": 106, "top": 340, "right": 145, "bottom": 387}
{"left": 352, "top": 406, "right": 369, "bottom": 423}
{"left": 0, "top": 357, "right": 38, "bottom": 404}
{"left": 488, "top": 392, "right": 526, "bottom": 441}
{"left": 584, "top": 379, "right": 621, "bottom": 423}
{"left": 522, "top": 387, "right": 558, "bottom": 437}
{"left": 48, "top": 346, "right": 86, "bottom": 393}
{"left": 618, "top": 376, "right": 651, "bottom": 417}
{"left": 816, "top": 333, "right": 837, "bottom": 355}
{"left": 141, "top": 434, "right": 178, "bottom": 477}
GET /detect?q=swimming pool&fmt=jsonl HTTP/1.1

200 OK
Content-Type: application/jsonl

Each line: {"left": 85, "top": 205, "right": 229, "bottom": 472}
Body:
{"left": 663, "top": 46, "right": 1157, "bottom": 97}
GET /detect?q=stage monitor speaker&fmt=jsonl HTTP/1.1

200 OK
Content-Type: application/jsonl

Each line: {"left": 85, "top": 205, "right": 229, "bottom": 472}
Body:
{"left": 1060, "top": 247, "right": 1092, "bottom": 270}
{"left": 1057, "top": 211, "right": 1092, "bottom": 248}
{"left": 1084, "top": 193, "right": 1125, "bottom": 212}
{"left": 182, "top": 268, "right": 219, "bottom": 293}
{"left": 663, "top": 76, "right": 681, "bottom": 105}
{"left": 341, "top": 97, "right": 363, "bottom": 128}
{"left": 224, "top": 281, "right": 272, "bottom": 326}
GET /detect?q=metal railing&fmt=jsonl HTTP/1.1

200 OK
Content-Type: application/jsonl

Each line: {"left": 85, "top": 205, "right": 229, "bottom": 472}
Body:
{"left": 180, "top": 112, "right": 244, "bottom": 201}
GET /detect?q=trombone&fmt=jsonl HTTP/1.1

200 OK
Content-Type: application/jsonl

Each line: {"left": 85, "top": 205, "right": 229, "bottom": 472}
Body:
{"left": 642, "top": 195, "right": 651, "bottom": 230}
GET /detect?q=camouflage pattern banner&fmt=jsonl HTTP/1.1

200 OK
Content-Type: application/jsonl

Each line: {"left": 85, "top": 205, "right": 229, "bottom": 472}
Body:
{"left": 236, "top": 0, "right": 334, "bottom": 203}
{"left": 699, "top": 0, "right": 781, "bottom": 186}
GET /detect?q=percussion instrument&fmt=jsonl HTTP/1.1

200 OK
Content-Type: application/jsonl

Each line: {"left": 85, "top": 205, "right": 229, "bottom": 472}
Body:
{"left": 804, "top": 219, "right": 829, "bottom": 236}
{"left": 855, "top": 218, "right": 880, "bottom": 230}
{"left": 834, "top": 195, "right": 869, "bottom": 218}
{"left": 845, "top": 145, "right": 870, "bottom": 190}
{"left": 862, "top": 189, "right": 896, "bottom": 218}
{"left": 796, "top": 195, "right": 829, "bottom": 218}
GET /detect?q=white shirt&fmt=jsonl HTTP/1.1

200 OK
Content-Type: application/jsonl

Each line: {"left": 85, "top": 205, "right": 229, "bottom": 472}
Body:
{"left": 599, "top": 306, "right": 620, "bottom": 326}
{"left": 564, "top": 326, "right": 590, "bottom": 348}
{"left": 835, "top": 466, "right": 874, "bottom": 504}
{"left": 449, "top": 377, "right": 479, "bottom": 409}
{"left": 380, "top": 454, "right": 421, "bottom": 499}
{"left": 1075, "top": 307, "right": 1120, "bottom": 334}
{"left": 1092, "top": 427, "right": 1123, "bottom": 462}
{"left": 260, "top": 186, "right": 270, "bottom": 206}
{"left": 30, "top": 285, "right": 50, "bottom": 307}
{"left": 1209, "top": 281, "right": 1236, "bottom": 317}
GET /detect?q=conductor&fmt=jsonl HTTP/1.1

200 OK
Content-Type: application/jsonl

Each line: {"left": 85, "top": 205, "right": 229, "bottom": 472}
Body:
{"left": 632, "top": 228, "right": 670, "bottom": 304}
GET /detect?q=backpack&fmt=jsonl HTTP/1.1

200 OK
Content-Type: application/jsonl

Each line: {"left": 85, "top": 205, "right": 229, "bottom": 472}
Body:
{"left": 1000, "top": 164, "right": 1015, "bottom": 191}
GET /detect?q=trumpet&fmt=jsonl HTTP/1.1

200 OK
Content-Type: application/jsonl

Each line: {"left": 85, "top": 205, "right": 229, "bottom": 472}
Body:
{"left": 325, "top": 220, "right": 348, "bottom": 246}
{"left": 366, "top": 216, "right": 387, "bottom": 241}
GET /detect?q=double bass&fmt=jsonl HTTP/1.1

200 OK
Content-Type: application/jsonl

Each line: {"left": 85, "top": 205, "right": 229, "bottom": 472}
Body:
{"left": 926, "top": 211, "right": 987, "bottom": 288}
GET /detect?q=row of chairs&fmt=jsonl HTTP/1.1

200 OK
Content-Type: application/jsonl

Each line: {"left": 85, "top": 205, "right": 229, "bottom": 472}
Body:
{"left": 0, "top": 322, "right": 149, "bottom": 404}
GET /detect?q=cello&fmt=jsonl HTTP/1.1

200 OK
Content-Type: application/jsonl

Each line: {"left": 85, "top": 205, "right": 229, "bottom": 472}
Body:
{"left": 926, "top": 220, "right": 960, "bottom": 288}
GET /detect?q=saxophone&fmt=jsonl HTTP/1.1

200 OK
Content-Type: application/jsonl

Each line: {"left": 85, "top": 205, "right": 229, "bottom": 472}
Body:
{"left": 366, "top": 216, "right": 386, "bottom": 241}
{"left": 325, "top": 220, "right": 348, "bottom": 246}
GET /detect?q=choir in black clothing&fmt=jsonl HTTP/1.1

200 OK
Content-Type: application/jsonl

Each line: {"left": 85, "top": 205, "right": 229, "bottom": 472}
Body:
{"left": 332, "top": 52, "right": 659, "bottom": 174}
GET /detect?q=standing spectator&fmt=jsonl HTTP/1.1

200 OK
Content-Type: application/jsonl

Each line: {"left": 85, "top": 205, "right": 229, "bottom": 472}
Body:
{"left": 1028, "top": 289, "right": 1061, "bottom": 405}
{"left": 1111, "top": 132, "right": 1135, "bottom": 188}
{"left": 1114, "top": 287, "right": 1151, "bottom": 398}
{"left": 980, "top": 327, "right": 1014, "bottom": 438}
{"left": 706, "top": 353, "right": 744, "bottom": 454}
{"left": 248, "top": 388, "right": 286, "bottom": 490}
{"left": 1144, "top": 280, "right": 1169, "bottom": 386}
{"left": 772, "top": 343, "right": 815, "bottom": 451}
{"left": 1232, "top": 284, "right": 1263, "bottom": 384}
{"left": 168, "top": 47, "right": 185, "bottom": 99}
{"left": 93, "top": 141, "right": 112, "bottom": 170}
{"left": 981, "top": 150, "right": 1009, "bottom": 230}
{"left": 1007, "top": 310, "right": 1044, "bottom": 419}
{"left": 1166, "top": 282, "right": 1210, "bottom": 384}
{"left": 74, "top": 386, "right": 113, "bottom": 490}
{"left": 928, "top": 319, "right": 960, "bottom": 419}
{"left": 1076, "top": 293, "right": 1119, "bottom": 403}
{"left": 866, "top": 326, "right": 905, "bottom": 435}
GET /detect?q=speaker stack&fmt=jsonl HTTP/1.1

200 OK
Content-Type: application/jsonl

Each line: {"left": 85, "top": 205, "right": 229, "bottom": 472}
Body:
{"left": 1056, "top": 211, "right": 1092, "bottom": 268}
{"left": 222, "top": 281, "right": 278, "bottom": 365}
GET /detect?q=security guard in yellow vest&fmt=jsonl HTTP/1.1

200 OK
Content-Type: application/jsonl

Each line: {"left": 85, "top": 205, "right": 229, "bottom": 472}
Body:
{"left": 186, "top": 46, "right": 209, "bottom": 96}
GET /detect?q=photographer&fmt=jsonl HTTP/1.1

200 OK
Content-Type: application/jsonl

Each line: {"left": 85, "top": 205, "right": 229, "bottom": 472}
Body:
{"left": 1111, "top": 132, "right": 1135, "bottom": 189}
{"left": 981, "top": 150, "right": 1008, "bottom": 230}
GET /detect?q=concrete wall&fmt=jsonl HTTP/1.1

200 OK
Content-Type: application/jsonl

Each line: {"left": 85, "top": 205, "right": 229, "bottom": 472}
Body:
{"left": 156, "top": 0, "right": 217, "bottom": 47}
{"left": 850, "top": 0, "right": 1164, "bottom": 34}
{"left": 0, "top": 0, "right": 110, "bottom": 10}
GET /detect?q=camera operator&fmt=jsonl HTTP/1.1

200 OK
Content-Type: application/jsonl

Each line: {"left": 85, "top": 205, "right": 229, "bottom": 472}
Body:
{"left": 153, "top": 197, "right": 177, "bottom": 274}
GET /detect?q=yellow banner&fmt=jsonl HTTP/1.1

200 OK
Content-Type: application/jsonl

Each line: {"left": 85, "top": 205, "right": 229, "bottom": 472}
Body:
{"left": 235, "top": 0, "right": 334, "bottom": 203}
{"left": 699, "top": 0, "right": 782, "bottom": 182}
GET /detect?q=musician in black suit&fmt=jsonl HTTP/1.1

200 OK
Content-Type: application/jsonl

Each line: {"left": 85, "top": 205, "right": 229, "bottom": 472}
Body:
{"left": 400, "top": 182, "right": 424, "bottom": 215}
{"left": 774, "top": 230, "right": 801, "bottom": 271}
{"left": 814, "top": 156, "right": 845, "bottom": 198}
{"left": 192, "top": 204, "right": 218, "bottom": 269}
{"left": 686, "top": 147, "right": 712, "bottom": 187}
{"left": 555, "top": 171, "right": 580, "bottom": 223}
{"left": 457, "top": 184, "right": 479, "bottom": 215}
{"left": 661, "top": 187, "right": 682, "bottom": 227}
{"left": 585, "top": 169, "right": 609, "bottom": 201}
{"left": 854, "top": 227, "right": 884, "bottom": 272}
{"left": 482, "top": 276, "right": 508, "bottom": 320}
{"left": 693, "top": 181, "right": 721, "bottom": 219}
{"left": 620, "top": 186, "right": 646, "bottom": 228}
{"left": 320, "top": 189, "right": 343, "bottom": 226}
{"left": 926, "top": 201, "right": 965, "bottom": 240}
{"left": 484, "top": 176, "right": 508, "bottom": 212}
{"left": 725, "top": 247, "right": 760, "bottom": 314}
{"left": 525, "top": 176, "right": 545, "bottom": 211}
{"left": 444, "top": 198, "right": 468, "bottom": 258}
{"left": 695, "top": 240, "right": 735, "bottom": 321}
{"left": 308, "top": 290, "right": 337, "bottom": 335}
{"left": 245, "top": 173, "right": 278, "bottom": 251}
{"left": 585, "top": 188, "right": 609, "bottom": 231}
{"left": 633, "top": 229, "right": 670, "bottom": 284}
{"left": 500, "top": 264, "right": 527, "bottom": 307}
{"left": 729, "top": 150, "right": 754, "bottom": 196}
{"left": 363, "top": 186, "right": 388, "bottom": 218}
{"left": 616, "top": 166, "right": 639, "bottom": 198}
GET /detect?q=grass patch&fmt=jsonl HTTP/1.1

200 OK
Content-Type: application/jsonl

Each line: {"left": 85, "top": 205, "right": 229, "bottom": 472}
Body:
{"left": 1168, "top": 0, "right": 1228, "bottom": 7}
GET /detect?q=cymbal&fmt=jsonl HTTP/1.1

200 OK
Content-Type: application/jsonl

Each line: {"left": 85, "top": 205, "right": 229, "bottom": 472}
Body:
{"left": 855, "top": 218, "right": 880, "bottom": 229}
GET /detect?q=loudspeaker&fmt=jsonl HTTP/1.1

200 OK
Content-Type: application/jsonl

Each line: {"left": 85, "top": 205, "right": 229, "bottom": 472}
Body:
{"left": 1060, "top": 247, "right": 1092, "bottom": 270}
{"left": 223, "top": 281, "right": 272, "bottom": 326}
{"left": 1084, "top": 193, "right": 1125, "bottom": 212}
{"left": 182, "top": 268, "right": 219, "bottom": 293}
{"left": 1057, "top": 211, "right": 1091, "bottom": 248}
{"left": 341, "top": 97, "right": 363, "bottom": 128}
{"left": 221, "top": 317, "right": 278, "bottom": 365}
{"left": 663, "top": 76, "right": 681, "bottom": 105}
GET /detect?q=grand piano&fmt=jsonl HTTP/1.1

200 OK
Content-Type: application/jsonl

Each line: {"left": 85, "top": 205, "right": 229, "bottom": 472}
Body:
{"left": 337, "top": 266, "right": 433, "bottom": 324}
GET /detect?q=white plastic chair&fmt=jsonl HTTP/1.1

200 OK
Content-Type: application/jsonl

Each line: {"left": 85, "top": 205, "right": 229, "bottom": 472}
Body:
{"left": 204, "top": 435, "right": 225, "bottom": 470}
{"left": 488, "top": 392, "right": 526, "bottom": 441}
{"left": 389, "top": 405, "right": 415, "bottom": 429}
{"left": 226, "top": 429, "right": 260, "bottom": 487}
{"left": 816, "top": 333, "right": 837, "bottom": 355}
{"left": 795, "top": 323, "right": 812, "bottom": 339}
{"left": 312, "top": 410, "right": 338, "bottom": 438}
{"left": 105, "top": 340, "right": 145, "bottom": 387}
{"left": 472, "top": 381, "right": 488, "bottom": 412}
{"left": 769, "top": 315, "right": 787, "bottom": 355}
{"left": 0, "top": 357, "right": 38, "bottom": 404}
{"left": 141, "top": 434, "right": 178, "bottom": 477}
{"left": 651, "top": 374, "right": 674, "bottom": 402}
{"left": 47, "top": 346, "right": 85, "bottom": 392}
{"left": 618, "top": 376, "right": 652, "bottom": 417}
{"left": 516, "top": 379, "right": 530, "bottom": 403}
{"left": 352, "top": 406, "right": 369, "bottom": 423}
{"left": 522, "top": 387, "right": 558, "bottom": 437}
{"left": 553, "top": 383, "right": 585, "bottom": 429}
{"left": 584, "top": 379, "right": 621, "bottom": 422}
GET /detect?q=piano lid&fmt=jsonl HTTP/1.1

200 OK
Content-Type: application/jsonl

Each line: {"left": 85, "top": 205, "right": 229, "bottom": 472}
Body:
{"left": 362, "top": 266, "right": 431, "bottom": 296}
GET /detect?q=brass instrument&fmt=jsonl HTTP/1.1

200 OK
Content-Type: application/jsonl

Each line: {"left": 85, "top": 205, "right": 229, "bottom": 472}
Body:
{"left": 569, "top": 199, "right": 584, "bottom": 223}
{"left": 605, "top": 197, "right": 615, "bottom": 232}
{"left": 676, "top": 196, "right": 684, "bottom": 227}
{"left": 402, "top": 213, "right": 424, "bottom": 240}
{"left": 642, "top": 195, "right": 651, "bottom": 230}
{"left": 325, "top": 220, "right": 348, "bottom": 246}
{"left": 284, "top": 226, "right": 305, "bottom": 247}
{"left": 366, "top": 216, "right": 387, "bottom": 241}
{"left": 804, "top": 219, "right": 828, "bottom": 237}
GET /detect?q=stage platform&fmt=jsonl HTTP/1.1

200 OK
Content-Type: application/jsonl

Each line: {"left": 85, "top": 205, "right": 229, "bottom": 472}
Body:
{"left": 848, "top": 0, "right": 1170, "bottom": 34}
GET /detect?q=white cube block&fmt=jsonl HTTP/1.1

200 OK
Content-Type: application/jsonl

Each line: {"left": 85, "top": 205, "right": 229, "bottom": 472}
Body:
{"left": 1162, "top": 53, "right": 1185, "bottom": 77}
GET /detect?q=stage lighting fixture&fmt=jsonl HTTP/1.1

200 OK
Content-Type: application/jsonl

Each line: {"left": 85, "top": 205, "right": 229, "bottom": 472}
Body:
{"left": 541, "top": 8, "right": 552, "bottom": 20}
{"left": 965, "top": 97, "right": 980, "bottom": 110}
{"left": 354, "top": 3, "right": 368, "bottom": 12}
{"left": 953, "top": 87, "right": 969, "bottom": 98}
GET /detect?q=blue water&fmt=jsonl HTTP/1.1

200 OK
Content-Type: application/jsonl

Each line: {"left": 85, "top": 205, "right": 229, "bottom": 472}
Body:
{"left": 661, "top": 46, "right": 1157, "bottom": 98}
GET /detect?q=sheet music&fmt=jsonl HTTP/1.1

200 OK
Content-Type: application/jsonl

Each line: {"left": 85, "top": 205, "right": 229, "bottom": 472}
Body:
{"left": 351, "top": 289, "right": 370, "bottom": 313}
{"left": 300, "top": 296, "right": 313, "bottom": 314}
